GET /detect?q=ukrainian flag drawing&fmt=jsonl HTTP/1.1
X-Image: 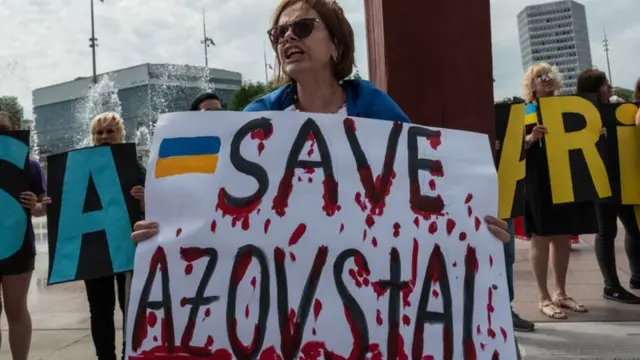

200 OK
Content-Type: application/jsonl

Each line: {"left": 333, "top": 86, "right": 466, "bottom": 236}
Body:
{"left": 524, "top": 102, "right": 538, "bottom": 126}
{"left": 155, "top": 136, "right": 221, "bottom": 179}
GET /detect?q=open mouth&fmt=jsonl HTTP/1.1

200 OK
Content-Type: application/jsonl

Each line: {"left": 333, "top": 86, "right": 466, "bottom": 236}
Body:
{"left": 284, "top": 45, "right": 304, "bottom": 60}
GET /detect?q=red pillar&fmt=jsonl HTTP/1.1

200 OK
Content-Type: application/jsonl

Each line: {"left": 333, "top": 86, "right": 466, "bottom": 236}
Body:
{"left": 364, "top": 0, "right": 495, "bottom": 139}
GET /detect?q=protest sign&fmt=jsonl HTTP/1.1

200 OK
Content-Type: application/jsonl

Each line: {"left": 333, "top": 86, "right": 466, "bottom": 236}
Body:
{"left": 494, "top": 97, "right": 640, "bottom": 219}
{"left": 46, "top": 143, "right": 144, "bottom": 284}
{"left": 126, "top": 111, "right": 516, "bottom": 359}
{"left": 0, "top": 130, "right": 30, "bottom": 260}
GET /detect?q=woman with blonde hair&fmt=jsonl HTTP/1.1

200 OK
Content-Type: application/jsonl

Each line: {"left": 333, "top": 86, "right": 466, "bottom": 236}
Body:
{"left": 86, "top": 111, "right": 145, "bottom": 360}
{"left": 522, "top": 63, "right": 598, "bottom": 319}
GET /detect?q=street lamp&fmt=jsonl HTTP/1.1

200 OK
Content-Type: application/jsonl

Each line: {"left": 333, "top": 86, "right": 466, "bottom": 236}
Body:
{"left": 89, "top": 0, "right": 104, "bottom": 84}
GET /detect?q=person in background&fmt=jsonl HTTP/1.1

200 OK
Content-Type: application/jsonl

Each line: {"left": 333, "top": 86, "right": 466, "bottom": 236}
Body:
{"left": 0, "top": 111, "right": 49, "bottom": 360}
{"left": 190, "top": 92, "right": 222, "bottom": 111}
{"left": 578, "top": 69, "right": 640, "bottom": 303}
{"left": 523, "top": 63, "right": 598, "bottom": 319}
{"left": 85, "top": 112, "right": 145, "bottom": 360}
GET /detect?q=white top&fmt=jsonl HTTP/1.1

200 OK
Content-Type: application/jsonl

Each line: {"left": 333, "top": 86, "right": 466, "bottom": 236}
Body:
{"left": 284, "top": 103, "right": 347, "bottom": 115}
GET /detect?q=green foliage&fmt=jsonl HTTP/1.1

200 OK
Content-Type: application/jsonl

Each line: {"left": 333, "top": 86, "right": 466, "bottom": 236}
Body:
{"left": 614, "top": 87, "right": 634, "bottom": 102}
{"left": 229, "top": 81, "right": 277, "bottom": 111}
{"left": 0, "top": 96, "right": 24, "bottom": 127}
{"left": 496, "top": 96, "right": 525, "bottom": 104}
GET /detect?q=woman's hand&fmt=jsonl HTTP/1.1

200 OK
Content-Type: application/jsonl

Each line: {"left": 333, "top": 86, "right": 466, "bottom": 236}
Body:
{"left": 484, "top": 216, "right": 510, "bottom": 244}
{"left": 19, "top": 191, "right": 38, "bottom": 210}
{"left": 526, "top": 125, "right": 547, "bottom": 143}
{"left": 130, "top": 186, "right": 145, "bottom": 200}
{"left": 131, "top": 220, "right": 159, "bottom": 244}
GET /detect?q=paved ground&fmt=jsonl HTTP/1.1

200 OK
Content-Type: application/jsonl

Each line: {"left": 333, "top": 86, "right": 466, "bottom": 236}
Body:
{"left": 1, "top": 220, "right": 639, "bottom": 359}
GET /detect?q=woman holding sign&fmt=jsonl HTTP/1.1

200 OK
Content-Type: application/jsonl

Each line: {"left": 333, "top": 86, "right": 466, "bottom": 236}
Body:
{"left": 577, "top": 69, "right": 640, "bottom": 304}
{"left": 522, "top": 63, "right": 598, "bottom": 319}
{"left": 131, "top": 1, "right": 510, "bottom": 247}
{"left": 0, "top": 112, "right": 49, "bottom": 360}
{"left": 85, "top": 112, "right": 145, "bottom": 360}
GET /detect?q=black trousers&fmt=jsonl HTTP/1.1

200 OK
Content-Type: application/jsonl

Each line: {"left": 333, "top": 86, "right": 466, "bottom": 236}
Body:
{"left": 85, "top": 273, "right": 128, "bottom": 360}
{"left": 595, "top": 202, "right": 640, "bottom": 288}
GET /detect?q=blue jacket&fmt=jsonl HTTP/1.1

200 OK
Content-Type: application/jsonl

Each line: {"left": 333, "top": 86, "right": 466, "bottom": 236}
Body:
{"left": 244, "top": 79, "right": 411, "bottom": 123}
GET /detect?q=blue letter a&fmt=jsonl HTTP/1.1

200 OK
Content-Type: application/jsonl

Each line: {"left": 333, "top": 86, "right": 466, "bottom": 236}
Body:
{"left": 0, "top": 135, "right": 29, "bottom": 260}
{"left": 49, "top": 147, "right": 135, "bottom": 283}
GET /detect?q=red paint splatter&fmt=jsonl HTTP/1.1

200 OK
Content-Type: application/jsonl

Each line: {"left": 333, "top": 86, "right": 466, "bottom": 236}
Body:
{"left": 490, "top": 255, "right": 494, "bottom": 268}
{"left": 446, "top": 218, "right": 456, "bottom": 235}
{"left": 492, "top": 350, "right": 500, "bottom": 360}
{"left": 413, "top": 216, "right": 420, "bottom": 228}
{"left": 477, "top": 324, "right": 482, "bottom": 335}
{"left": 306, "top": 132, "right": 316, "bottom": 157}
{"left": 465, "top": 193, "right": 473, "bottom": 204}
{"left": 250, "top": 123, "right": 274, "bottom": 156}
{"left": 184, "top": 263, "right": 193, "bottom": 275}
{"left": 363, "top": 277, "right": 370, "bottom": 287}
{"left": 428, "top": 221, "right": 438, "bottom": 234}
{"left": 452, "top": 261, "right": 457, "bottom": 267}
{"left": 205, "top": 335, "right": 214, "bottom": 348}
{"left": 339, "top": 223, "right": 344, "bottom": 233}
{"left": 313, "top": 299, "right": 323, "bottom": 320}
{"left": 245, "top": 304, "right": 250, "bottom": 319}
{"left": 376, "top": 309, "right": 383, "bottom": 325}
{"left": 297, "top": 176, "right": 303, "bottom": 183}
{"left": 354, "top": 192, "right": 367, "bottom": 211}
{"left": 365, "top": 214, "right": 375, "bottom": 229}
{"left": 129, "top": 346, "right": 233, "bottom": 359}
{"left": 230, "top": 250, "right": 253, "bottom": 287}
{"left": 500, "top": 327, "right": 508, "bottom": 342}
{"left": 402, "top": 314, "right": 411, "bottom": 326}
{"left": 426, "top": 130, "right": 442, "bottom": 150}
{"left": 463, "top": 338, "right": 477, "bottom": 360}
{"left": 264, "top": 218, "right": 271, "bottom": 234}
{"left": 393, "top": 222, "right": 401, "bottom": 237}
{"left": 467, "top": 205, "right": 473, "bottom": 217}
{"left": 487, "top": 287, "right": 496, "bottom": 339}
{"left": 259, "top": 346, "right": 282, "bottom": 360}
{"left": 362, "top": 229, "right": 367, "bottom": 241}
{"left": 371, "top": 237, "right": 378, "bottom": 248}
{"left": 288, "top": 252, "right": 296, "bottom": 262}
{"left": 303, "top": 167, "right": 315, "bottom": 175}
{"left": 322, "top": 176, "right": 341, "bottom": 217}
{"left": 429, "top": 160, "right": 444, "bottom": 177}
{"left": 147, "top": 311, "right": 157, "bottom": 328}
{"left": 257, "top": 208, "right": 261, "bottom": 215}
{"left": 343, "top": 117, "right": 356, "bottom": 133}
{"left": 475, "top": 216, "right": 482, "bottom": 231}
{"left": 210, "top": 220, "right": 216, "bottom": 233}
{"left": 459, "top": 232, "right": 467, "bottom": 241}
{"left": 372, "top": 281, "right": 388, "bottom": 299}
{"left": 480, "top": 342, "right": 486, "bottom": 351}
{"left": 205, "top": 308, "right": 211, "bottom": 318}
{"left": 354, "top": 253, "right": 371, "bottom": 276}
{"left": 308, "top": 177, "right": 313, "bottom": 183}
{"left": 152, "top": 336, "right": 157, "bottom": 342}
{"left": 180, "top": 297, "right": 187, "bottom": 307}
{"left": 288, "top": 224, "right": 307, "bottom": 247}
{"left": 432, "top": 289, "right": 440, "bottom": 299}
{"left": 176, "top": 228, "right": 182, "bottom": 237}
{"left": 250, "top": 277, "right": 257, "bottom": 289}
{"left": 180, "top": 247, "right": 207, "bottom": 263}
{"left": 429, "top": 179, "right": 436, "bottom": 191}
{"left": 216, "top": 188, "right": 260, "bottom": 231}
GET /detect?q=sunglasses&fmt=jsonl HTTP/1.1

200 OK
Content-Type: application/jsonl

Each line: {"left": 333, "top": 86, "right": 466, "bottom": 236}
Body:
{"left": 268, "top": 18, "right": 320, "bottom": 45}
{"left": 95, "top": 128, "right": 115, "bottom": 136}
{"left": 536, "top": 73, "right": 554, "bottom": 82}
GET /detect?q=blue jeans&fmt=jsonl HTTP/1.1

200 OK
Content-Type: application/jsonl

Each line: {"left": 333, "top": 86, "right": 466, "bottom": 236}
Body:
{"left": 504, "top": 219, "right": 515, "bottom": 303}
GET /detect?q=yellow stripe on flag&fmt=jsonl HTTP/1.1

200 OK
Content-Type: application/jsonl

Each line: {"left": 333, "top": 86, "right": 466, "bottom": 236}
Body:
{"left": 155, "top": 155, "right": 219, "bottom": 178}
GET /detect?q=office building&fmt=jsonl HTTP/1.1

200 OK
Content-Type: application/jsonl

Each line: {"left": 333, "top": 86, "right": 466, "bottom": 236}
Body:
{"left": 517, "top": 0, "right": 592, "bottom": 94}
{"left": 32, "top": 63, "right": 242, "bottom": 160}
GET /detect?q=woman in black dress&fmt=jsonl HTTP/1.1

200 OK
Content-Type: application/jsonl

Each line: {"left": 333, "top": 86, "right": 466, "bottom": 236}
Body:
{"left": 523, "top": 63, "right": 598, "bottom": 319}
{"left": 577, "top": 69, "right": 640, "bottom": 304}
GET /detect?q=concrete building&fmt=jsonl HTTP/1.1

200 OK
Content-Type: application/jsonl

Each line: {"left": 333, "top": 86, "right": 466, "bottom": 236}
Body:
{"left": 517, "top": 0, "right": 592, "bottom": 94}
{"left": 32, "top": 63, "right": 242, "bottom": 160}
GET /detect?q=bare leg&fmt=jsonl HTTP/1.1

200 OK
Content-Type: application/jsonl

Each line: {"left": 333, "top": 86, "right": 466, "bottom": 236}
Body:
{"left": 550, "top": 235, "right": 571, "bottom": 297}
{"left": 2, "top": 272, "right": 33, "bottom": 360}
{"left": 529, "top": 234, "right": 552, "bottom": 301}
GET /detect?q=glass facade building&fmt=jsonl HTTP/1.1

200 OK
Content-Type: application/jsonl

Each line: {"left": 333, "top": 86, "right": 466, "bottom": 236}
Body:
{"left": 517, "top": 0, "right": 592, "bottom": 94}
{"left": 32, "top": 63, "right": 242, "bottom": 165}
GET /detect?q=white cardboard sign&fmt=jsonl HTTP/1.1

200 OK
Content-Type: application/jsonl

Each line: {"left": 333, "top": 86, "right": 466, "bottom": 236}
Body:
{"left": 126, "top": 111, "right": 515, "bottom": 360}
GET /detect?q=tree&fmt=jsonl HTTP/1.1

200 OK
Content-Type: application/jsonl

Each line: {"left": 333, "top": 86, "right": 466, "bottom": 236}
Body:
{"left": 614, "top": 87, "right": 634, "bottom": 102}
{"left": 495, "top": 96, "right": 525, "bottom": 104}
{"left": 229, "top": 81, "right": 276, "bottom": 111}
{"left": 0, "top": 96, "right": 24, "bottom": 127}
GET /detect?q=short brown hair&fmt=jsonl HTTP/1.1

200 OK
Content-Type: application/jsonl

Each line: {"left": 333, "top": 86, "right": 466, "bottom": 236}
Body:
{"left": 270, "top": 0, "right": 355, "bottom": 84}
{"left": 634, "top": 77, "right": 640, "bottom": 103}
{"left": 577, "top": 68, "right": 607, "bottom": 96}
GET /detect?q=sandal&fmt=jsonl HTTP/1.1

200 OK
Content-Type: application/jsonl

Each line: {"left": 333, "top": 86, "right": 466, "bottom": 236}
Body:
{"left": 538, "top": 300, "right": 567, "bottom": 319}
{"left": 553, "top": 295, "right": 588, "bottom": 313}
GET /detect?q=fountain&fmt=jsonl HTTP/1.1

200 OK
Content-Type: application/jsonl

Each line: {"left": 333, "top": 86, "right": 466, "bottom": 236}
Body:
{"left": 71, "top": 65, "right": 215, "bottom": 163}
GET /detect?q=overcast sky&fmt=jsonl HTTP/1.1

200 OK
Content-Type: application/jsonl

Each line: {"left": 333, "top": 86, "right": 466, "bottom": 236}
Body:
{"left": 0, "top": 0, "right": 637, "bottom": 117}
